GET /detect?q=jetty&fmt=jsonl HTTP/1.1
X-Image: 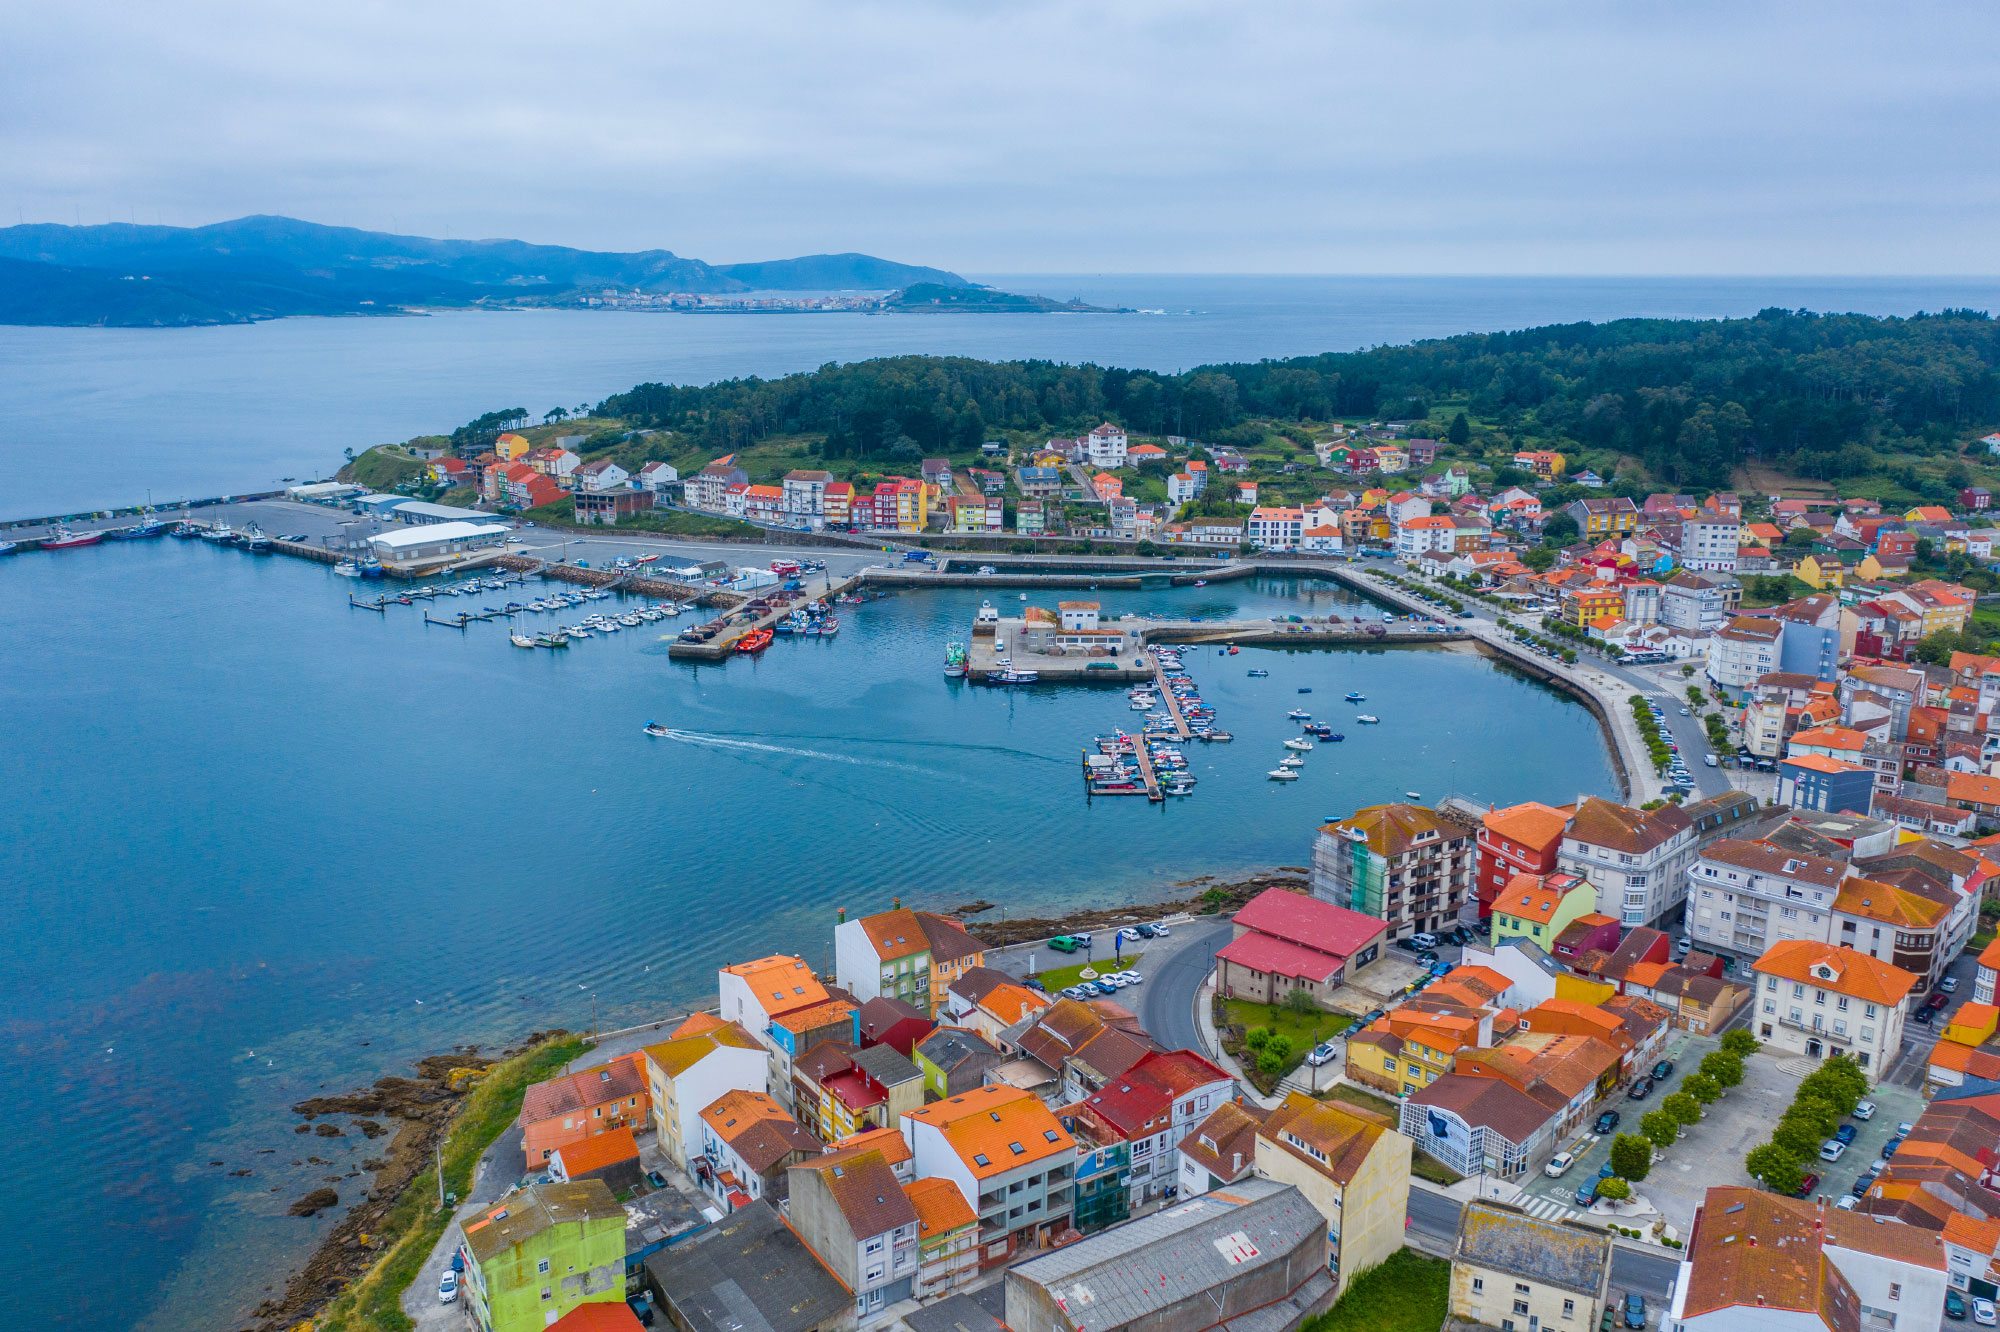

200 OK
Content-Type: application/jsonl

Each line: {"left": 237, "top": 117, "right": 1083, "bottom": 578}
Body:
{"left": 1152, "top": 655, "right": 1193, "bottom": 741}
{"left": 666, "top": 572, "right": 864, "bottom": 660}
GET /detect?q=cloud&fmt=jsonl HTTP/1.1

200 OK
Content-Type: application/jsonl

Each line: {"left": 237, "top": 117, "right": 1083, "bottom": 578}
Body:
{"left": 1, "top": 0, "right": 1995, "bottom": 272}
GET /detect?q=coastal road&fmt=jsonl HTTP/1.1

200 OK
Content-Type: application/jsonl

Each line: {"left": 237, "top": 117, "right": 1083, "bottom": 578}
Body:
{"left": 1134, "top": 918, "right": 1229, "bottom": 1051}
{"left": 1406, "top": 1186, "right": 1681, "bottom": 1300}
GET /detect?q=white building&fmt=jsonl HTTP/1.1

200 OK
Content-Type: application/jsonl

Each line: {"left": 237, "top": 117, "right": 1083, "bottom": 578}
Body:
{"left": 1660, "top": 572, "right": 1734, "bottom": 633}
{"left": 1706, "top": 616, "right": 1783, "bottom": 697}
{"left": 1681, "top": 517, "right": 1742, "bottom": 572}
{"left": 572, "top": 459, "right": 629, "bottom": 492}
{"left": 1684, "top": 838, "right": 1849, "bottom": 960}
{"left": 1246, "top": 506, "right": 1304, "bottom": 550}
{"left": 1084, "top": 423, "right": 1129, "bottom": 468}
{"left": 901, "top": 1085, "right": 1077, "bottom": 1267}
{"left": 364, "top": 521, "right": 510, "bottom": 571}
{"left": 636, "top": 461, "right": 679, "bottom": 491}
{"left": 1558, "top": 798, "right": 1705, "bottom": 928}
{"left": 1749, "top": 940, "right": 1916, "bottom": 1072}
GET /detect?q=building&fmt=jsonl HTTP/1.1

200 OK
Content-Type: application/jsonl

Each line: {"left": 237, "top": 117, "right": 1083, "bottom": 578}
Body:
{"left": 1253, "top": 1092, "right": 1414, "bottom": 1294}
{"left": 1401, "top": 1068, "right": 1561, "bottom": 1181}
{"left": 787, "top": 1149, "right": 921, "bottom": 1323}
{"left": 1557, "top": 798, "right": 1702, "bottom": 928}
{"left": 572, "top": 459, "right": 629, "bottom": 492}
{"left": 1750, "top": 940, "right": 1917, "bottom": 1070}
{"left": 1175, "top": 1101, "right": 1267, "bottom": 1198}
{"left": 1684, "top": 836, "right": 1849, "bottom": 960}
{"left": 1565, "top": 496, "right": 1640, "bottom": 538}
{"left": 1668, "top": 1185, "right": 1947, "bottom": 1332}
{"left": 573, "top": 487, "right": 654, "bottom": 525}
{"left": 1004, "top": 1179, "right": 1336, "bottom": 1332}
{"left": 1777, "top": 754, "right": 1876, "bottom": 815}
{"left": 834, "top": 907, "right": 986, "bottom": 1017}
{"left": 1063, "top": 1048, "right": 1234, "bottom": 1208}
{"left": 1311, "top": 803, "right": 1478, "bottom": 940}
{"left": 684, "top": 458, "right": 748, "bottom": 511}
{"left": 641, "top": 1200, "right": 851, "bottom": 1332}
{"left": 801, "top": 1043, "right": 928, "bottom": 1145}
{"left": 900, "top": 1084, "right": 1077, "bottom": 1268}
{"left": 693, "top": 1089, "right": 820, "bottom": 1213}
{"left": 1490, "top": 873, "right": 1598, "bottom": 952}
{"left": 903, "top": 1176, "right": 979, "bottom": 1301}
{"left": 459, "top": 1180, "right": 625, "bottom": 1332}
{"left": 1214, "top": 887, "right": 1387, "bottom": 1008}
{"left": 520, "top": 1052, "right": 650, "bottom": 1171}
{"left": 1478, "top": 802, "right": 1575, "bottom": 921}
{"left": 1514, "top": 450, "right": 1567, "bottom": 479}
{"left": 1681, "top": 516, "right": 1743, "bottom": 572}
{"left": 1246, "top": 506, "right": 1305, "bottom": 550}
{"left": 1085, "top": 423, "right": 1129, "bottom": 468}
{"left": 718, "top": 955, "right": 839, "bottom": 1103}
{"left": 1451, "top": 1201, "right": 1612, "bottom": 1332}
{"left": 640, "top": 1019, "right": 770, "bottom": 1170}
{"left": 635, "top": 460, "right": 678, "bottom": 492}
{"left": 1707, "top": 617, "right": 1784, "bottom": 699}
{"left": 365, "top": 521, "right": 511, "bottom": 572}
{"left": 545, "top": 1127, "right": 642, "bottom": 1197}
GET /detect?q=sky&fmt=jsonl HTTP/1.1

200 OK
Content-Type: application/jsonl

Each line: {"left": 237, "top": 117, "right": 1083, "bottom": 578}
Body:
{"left": 4, "top": 0, "right": 1997, "bottom": 274}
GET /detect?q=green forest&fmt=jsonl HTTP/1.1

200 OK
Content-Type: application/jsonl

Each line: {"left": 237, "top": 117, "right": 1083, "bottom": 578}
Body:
{"left": 595, "top": 309, "right": 2000, "bottom": 487}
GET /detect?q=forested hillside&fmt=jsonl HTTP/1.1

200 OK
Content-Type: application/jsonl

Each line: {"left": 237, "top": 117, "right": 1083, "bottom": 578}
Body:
{"left": 598, "top": 309, "right": 2000, "bottom": 487}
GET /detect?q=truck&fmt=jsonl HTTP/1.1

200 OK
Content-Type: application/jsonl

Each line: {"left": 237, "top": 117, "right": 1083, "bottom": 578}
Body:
{"left": 903, "top": 549, "right": 934, "bottom": 563}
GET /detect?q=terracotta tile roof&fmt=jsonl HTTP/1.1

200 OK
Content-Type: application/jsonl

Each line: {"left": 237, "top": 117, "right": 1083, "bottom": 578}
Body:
{"left": 1178, "top": 1102, "right": 1267, "bottom": 1184}
{"left": 1834, "top": 878, "right": 1949, "bottom": 929}
{"left": 549, "top": 1304, "right": 646, "bottom": 1332}
{"left": 642, "top": 1021, "right": 763, "bottom": 1079}
{"left": 1231, "top": 887, "right": 1387, "bottom": 958}
{"left": 978, "top": 983, "right": 1050, "bottom": 1026}
{"left": 1565, "top": 798, "right": 1691, "bottom": 855}
{"left": 722, "top": 955, "right": 831, "bottom": 1018}
{"left": 903, "top": 1085, "right": 1076, "bottom": 1179}
{"left": 1950, "top": 772, "right": 2000, "bottom": 807}
{"left": 1792, "top": 725, "right": 1867, "bottom": 752}
{"left": 1258, "top": 1091, "right": 1389, "bottom": 1186}
{"left": 671, "top": 1012, "right": 728, "bottom": 1039}
{"left": 1406, "top": 1072, "right": 1554, "bottom": 1143}
{"left": 791, "top": 1148, "right": 918, "bottom": 1238}
{"left": 552, "top": 1124, "right": 639, "bottom": 1176}
{"left": 1751, "top": 941, "right": 1918, "bottom": 1006}
{"left": 774, "top": 998, "right": 858, "bottom": 1036}
{"left": 1494, "top": 872, "right": 1584, "bottom": 925}
{"left": 521, "top": 1052, "right": 647, "bottom": 1124}
{"left": 700, "top": 1089, "right": 806, "bottom": 1158}
{"left": 1321, "top": 802, "right": 1474, "bottom": 857}
{"left": 857, "top": 909, "right": 930, "bottom": 962}
{"left": 1681, "top": 1187, "right": 1861, "bottom": 1330}
{"left": 903, "top": 1175, "right": 976, "bottom": 1239}
{"left": 1481, "top": 801, "right": 1574, "bottom": 852}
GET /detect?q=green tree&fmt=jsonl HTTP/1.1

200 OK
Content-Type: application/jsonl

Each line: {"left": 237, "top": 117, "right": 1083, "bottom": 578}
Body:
{"left": 1521, "top": 546, "right": 1556, "bottom": 572}
{"left": 1640, "top": 1110, "right": 1679, "bottom": 1148}
{"left": 1610, "top": 1133, "right": 1653, "bottom": 1181}
{"left": 1448, "top": 411, "right": 1471, "bottom": 446}
{"left": 1596, "top": 1176, "right": 1631, "bottom": 1202}
{"left": 1681, "top": 1072, "right": 1721, "bottom": 1105}
{"left": 1700, "top": 1050, "right": 1744, "bottom": 1088}
{"left": 1720, "top": 1030, "right": 1760, "bottom": 1058}
{"left": 1772, "top": 1115, "right": 1825, "bottom": 1159}
{"left": 1245, "top": 1027, "right": 1271, "bottom": 1051}
{"left": 1283, "top": 987, "right": 1318, "bottom": 1015}
{"left": 1542, "top": 512, "right": 1580, "bottom": 544}
{"left": 1662, "top": 1091, "right": 1702, "bottom": 1126}
{"left": 1783, "top": 526, "right": 1819, "bottom": 548}
{"left": 1745, "top": 1143, "right": 1804, "bottom": 1196}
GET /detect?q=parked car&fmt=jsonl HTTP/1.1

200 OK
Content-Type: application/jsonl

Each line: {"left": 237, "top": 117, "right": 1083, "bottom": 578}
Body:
{"left": 1835, "top": 1194, "right": 1859, "bottom": 1210}
{"left": 1913, "top": 1007, "right": 1936, "bottom": 1026}
{"left": 1819, "top": 1140, "right": 1848, "bottom": 1162}
{"left": 1598, "top": 1161, "right": 1618, "bottom": 1180}
{"left": 1594, "top": 1110, "right": 1622, "bottom": 1135}
{"left": 1942, "top": 976, "right": 1960, "bottom": 994}
{"left": 1627, "top": 1077, "right": 1653, "bottom": 1100}
{"left": 1048, "top": 936, "right": 1082, "bottom": 953}
{"left": 438, "top": 1271, "right": 459, "bottom": 1304}
{"left": 1973, "top": 1296, "right": 1997, "bottom": 1327}
{"left": 1834, "top": 1123, "right": 1858, "bottom": 1146}
{"left": 1623, "top": 1292, "right": 1647, "bottom": 1330}
{"left": 1575, "top": 1179, "right": 1600, "bottom": 1207}
{"left": 1790, "top": 1171, "right": 1822, "bottom": 1199}
{"left": 1946, "top": 1289, "right": 1968, "bottom": 1321}
{"left": 1881, "top": 1138, "right": 1902, "bottom": 1160}
{"left": 1927, "top": 991, "right": 1952, "bottom": 1012}
{"left": 1152, "top": 924, "right": 1170, "bottom": 937}
{"left": 1544, "top": 1151, "right": 1578, "bottom": 1178}
{"left": 1023, "top": 977, "right": 1046, "bottom": 992}
{"left": 1410, "top": 931, "right": 1439, "bottom": 950}
{"left": 1133, "top": 923, "right": 1160, "bottom": 938}
{"left": 1306, "top": 1041, "right": 1339, "bottom": 1068}
{"left": 646, "top": 1170, "right": 668, "bottom": 1190}
{"left": 1853, "top": 1101, "right": 1876, "bottom": 1120}
{"left": 1651, "top": 1059, "right": 1675, "bottom": 1082}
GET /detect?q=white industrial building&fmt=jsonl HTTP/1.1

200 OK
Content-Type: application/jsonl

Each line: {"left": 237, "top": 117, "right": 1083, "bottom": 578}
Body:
{"left": 365, "top": 521, "right": 510, "bottom": 571}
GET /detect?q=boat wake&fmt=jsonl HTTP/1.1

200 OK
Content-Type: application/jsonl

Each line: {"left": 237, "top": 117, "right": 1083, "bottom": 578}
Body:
{"left": 654, "top": 728, "right": 934, "bottom": 774}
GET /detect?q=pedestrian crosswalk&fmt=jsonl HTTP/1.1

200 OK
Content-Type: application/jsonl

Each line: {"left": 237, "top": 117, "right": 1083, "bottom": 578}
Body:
{"left": 1515, "top": 1193, "right": 1583, "bottom": 1224}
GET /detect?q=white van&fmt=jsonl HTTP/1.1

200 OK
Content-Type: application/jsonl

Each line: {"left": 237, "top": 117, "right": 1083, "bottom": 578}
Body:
{"left": 1703, "top": 754, "right": 1718, "bottom": 767}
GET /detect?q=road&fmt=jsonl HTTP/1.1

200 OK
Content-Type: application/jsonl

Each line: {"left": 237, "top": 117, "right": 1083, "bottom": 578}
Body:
{"left": 1134, "top": 919, "right": 1229, "bottom": 1052}
{"left": 1407, "top": 1186, "right": 1681, "bottom": 1299}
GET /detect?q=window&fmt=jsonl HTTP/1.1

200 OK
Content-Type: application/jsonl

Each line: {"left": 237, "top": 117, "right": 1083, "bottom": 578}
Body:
{"left": 1472, "top": 1278, "right": 1484, "bottom": 1294}
{"left": 1514, "top": 1300, "right": 1531, "bottom": 1316}
{"left": 541, "top": 1288, "right": 552, "bottom": 1303}
{"left": 1515, "top": 1283, "right": 1531, "bottom": 1294}
{"left": 1563, "top": 1299, "right": 1576, "bottom": 1318}
{"left": 537, "top": 1258, "right": 551, "bottom": 1275}
{"left": 1889, "top": 1284, "right": 1902, "bottom": 1301}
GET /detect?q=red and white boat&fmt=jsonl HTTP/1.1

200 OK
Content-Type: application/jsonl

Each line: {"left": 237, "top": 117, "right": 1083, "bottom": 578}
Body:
{"left": 40, "top": 526, "right": 104, "bottom": 550}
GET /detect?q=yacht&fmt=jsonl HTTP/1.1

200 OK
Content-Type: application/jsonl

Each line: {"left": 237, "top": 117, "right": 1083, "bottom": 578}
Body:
{"left": 1286, "top": 708, "right": 1311, "bottom": 720}
{"left": 1279, "top": 755, "right": 1305, "bottom": 769}
{"left": 1283, "top": 737, "right": 1314, "bottom": 752}
{"left": 1356, "top": 714, "right": 1380, "bottom": 724}
{"left": 510, "top": 633, "right": 536, "bottom": 648}
{"left": 1266, "top": 767, "right": 1300, "bottom": 781}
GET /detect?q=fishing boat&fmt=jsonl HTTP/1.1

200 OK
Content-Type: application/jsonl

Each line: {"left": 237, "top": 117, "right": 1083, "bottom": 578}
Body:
{"left": 108, "top": 520, "right": 166, "bottom": 540}
{"left": 994, "top": 666, "right": 1039, "bottom": 684}
{"left": 1286, "top": 708, "right": 1311, "bottom": 720}
{"left": 1204, "top": 731, "right": 1234, "bottom": 742}
{"left": 1324, "top": 732, "right": 1345, "bottom": 742}
{"left": 170, "top": 522, "right": 200, "bottom": 539}
{"left": 333, "top": 560, "right": 361, "bottom": 577}
{"left": 1344, "top": 691, "right": 1365, "bottom": 702}
{"left": 736, "top": 627, "right": 775, "bottom": 654}
{"left": 40, "top": 526, "right": 104, "bottom": 549}
{"left": 944, "top": 642, "right": 968, "bottom": 678}
{"left": 534, "top": 631, "right": 569, "bottom": 648}
{"left": 1356, "top": 714, "right": 1380, "bottom": 724}
{"left": 635, "top": 553, "right": 660, "bottom": 565}
{"left": 1266, "top": 767, "right": 1299, "bottom": 781}
{"left": 818, "top": 617, "right": 839, "bottom": 636}
{"left": 0, "top": 540, "right": 15, "bottom": 557}
{"left": 244, "top": 529, "right": 271, "bottom": 553}
{"left": 510, "top": 633, "right": 536, "bottom": 648}
{"left": 1283, "top": 737, "right": 1314, "bottom": 752}
{"left": 1247, "top": 668, "right": 1268, "bottom": 677}
{"left": 643, "top": 721, "right": 671, "bottom": 736}
{"left": 359, "top": 560, "right": 384, "bottom": 579}
{"left": 200, "top": 524, "right": 234, "bottom": 543}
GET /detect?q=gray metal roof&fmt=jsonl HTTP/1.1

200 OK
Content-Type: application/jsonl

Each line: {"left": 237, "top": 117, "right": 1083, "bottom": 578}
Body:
{"left": 1453, "top": 1201, "right": 1610, "bottom": 1296}
{"left": 1008, "top": 1179, "right": 1318, "bottom": 1325}
{"left": 899, "top": 1294, "right": 1007, "bottom": 1332}
{"left": 644, "top": 1200, "right": 850, "bottom": 1332}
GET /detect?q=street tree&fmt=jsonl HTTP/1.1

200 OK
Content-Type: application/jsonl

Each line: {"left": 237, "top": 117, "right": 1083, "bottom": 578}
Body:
{"left": 1640, "top": 1111, "right": 1679, "bottom": 1149}
{"left": 1597, "top": 1177, "right": 1631, "bottom": 1202}
{"left": 1745, "top": 1143, "right": 1804, "bottom": 1196}
{"left": 1610, "top": 1134, "right": 1653, "bottom": 1181}
{"left": 1681, "top": 1072, "right": 1721, "bottom": 1105}
{"left": 1700, "top": 1050, "right": 1744, "bottom": 1088}
{"left": 1662, "top": 1091, "right": 1703, "bottom": 1127}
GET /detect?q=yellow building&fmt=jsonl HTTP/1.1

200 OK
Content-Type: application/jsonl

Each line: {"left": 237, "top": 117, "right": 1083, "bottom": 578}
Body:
{"left": 1450, "top": 1202, "right": 1611, "bottom": 1332}
{"left": 1553, "top": 971, "right": 1617, "bottom": 1007}
{"left": 1253, "top": 1093, "right": 1413, "bottom": 1299}
{"left": 1792, "top": 553, "right": 1843, "bottom": 589}
{"left": 1489, "top": 872, "right": 1598, "bottom": 951}
{"left": 1560, "top": 585, "right": 1624, "bottom": 630}
{"left": 494, "top": 431, "right": 531, "bottom": 461}
{"left": 1346, "top": 1008, "right": 1480, "bottom": 1096}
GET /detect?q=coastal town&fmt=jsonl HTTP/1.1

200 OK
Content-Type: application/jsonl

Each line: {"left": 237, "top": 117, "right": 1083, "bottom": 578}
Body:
{"left": 300, "top": 403, "right": 2000, "bottom": 1332}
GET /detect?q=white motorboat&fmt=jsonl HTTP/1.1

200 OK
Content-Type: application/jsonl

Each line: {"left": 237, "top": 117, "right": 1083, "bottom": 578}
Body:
{"left": 333, "top": 560, "right": 361, "bottom": 578}
{"left": 1286, "top": 708, "right": 1311, "bottom": 720}
{"left": 1356, "top": 714, "right": 1381, "bottom": 724}
{"left": 1283, "top": 737, "right": 1314, "bottom": 752}
{"left": 1279, "top": 755, "right": 1306, "bottom": 769}
{"left": 1405, "top": 790, "right": 1421, "bottom": 799}
{"left": 1267, "top": 767, "right": 1300, "bottom": 781}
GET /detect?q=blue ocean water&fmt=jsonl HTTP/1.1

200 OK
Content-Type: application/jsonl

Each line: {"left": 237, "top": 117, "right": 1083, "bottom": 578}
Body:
{"left": 3, "top": 272, "right": 1995, "bottom": 1327}
{"left": 6, "top": 274, "right": 2000, "bottom": 520}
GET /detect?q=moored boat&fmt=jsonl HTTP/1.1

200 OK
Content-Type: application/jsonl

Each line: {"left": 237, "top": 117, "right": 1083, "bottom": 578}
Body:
{"left": 1286, "top": 708, "right": 1311, "bottom": 720}
{"left": 1356, "top": 714, "right": 1380, "bottom": 724}
{"left": 1283, "top": 737, "right": 1314, "bottom": 751}
{"left": 359, "top": 560, "right": 384, "bottom": 579}
{"left": 40, "top": 526, "right": 104, "bottom": 549}
{"left": 1344, "top": 691, "right": 1365, "bottom": 702}
{"left": 944, "top": 642, "right": 968, "bottom": 678}
{"left": 1266, "top": 767, "right": 1299, "bottom": 781}
{"left": 736, "top": 627, "right": 775, "bottom": 654}
{"left": 534, "top": 631, "right": 569, "bottom": 648}
{"left": 333, "top": 560, "right": 361, "bottom": 577}
{"left": 510, "top": 633, "right": 536, "bottom": 648}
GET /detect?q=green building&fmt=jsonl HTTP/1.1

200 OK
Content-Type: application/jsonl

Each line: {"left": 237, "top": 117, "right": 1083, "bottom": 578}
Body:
{"left": 460, "top": 1179, "right": 626, "bottom": 1332}
{"left": 1489, "top": 872, "right": 1598, "bottom": 951}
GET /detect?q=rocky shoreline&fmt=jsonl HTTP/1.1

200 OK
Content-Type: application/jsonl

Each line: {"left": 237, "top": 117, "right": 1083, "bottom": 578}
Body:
{"left": 242, "top": 1034, "right": 564, "bottom": 1332}
{"left": 948, "top": 867, "right": 1307, "bottom": 947}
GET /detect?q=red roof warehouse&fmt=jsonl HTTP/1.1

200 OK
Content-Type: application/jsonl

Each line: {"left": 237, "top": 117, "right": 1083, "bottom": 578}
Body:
{"left": 1216, "top": 888, "right": 1387, "bottom": 1008}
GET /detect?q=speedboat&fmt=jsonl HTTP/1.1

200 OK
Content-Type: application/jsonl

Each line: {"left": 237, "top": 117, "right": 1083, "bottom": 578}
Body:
{"left": 1283, "top": 737, "right": 1314, "bottom": 752}
{"left": 1247, "top": 668, "right": 1268, "bottom": 677}
{"left": 1344, "top": 691, "right": 1365, "bottom": 702}
{"left": 1356, "top": 714, "right": 1380, "bottom": 724}
{"left": 334, "top": 560, "right": 361, "bottom": 577}
{"left": 1266, "top": 767, "right": 1299, "bottom": 781}
{"left": 1297, "top": 686, "right": 1312, "bottom": 693}
{"left": 565, "top": 625, "right": 591, "bottom": 638}
{"left": 643, "top": 721, "right": 671, "bottom": 737}
{"left": 1405, "top": 791, "right": 1421, "bottom": 799}
{"left": 1279, "top": 755, "right": 1305, "bottom": 769}
{"left": 1286, "top": 708, "right": 1311, "bottom": 720}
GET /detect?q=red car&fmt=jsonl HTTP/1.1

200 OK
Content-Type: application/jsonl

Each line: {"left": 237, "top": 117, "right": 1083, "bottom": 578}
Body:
{"left": 1789, "top": 1171, "right": 1822, "bottom": 1199}
{"left": 1926, "top": 992, "right": 1952, "bottom": 1012}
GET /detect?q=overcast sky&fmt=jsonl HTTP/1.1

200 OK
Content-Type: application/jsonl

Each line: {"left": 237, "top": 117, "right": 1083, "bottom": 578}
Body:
{"left": 4, "top": 1, "right": 1996, "bottom": 274}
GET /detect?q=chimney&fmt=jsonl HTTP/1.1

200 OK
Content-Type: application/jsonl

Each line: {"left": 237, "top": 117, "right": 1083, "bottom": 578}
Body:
{"left": 893, "top": 896, "right": 902, "bottom": 910}
{"left": 838, "top": 906, "right": 847, "bottom": 923}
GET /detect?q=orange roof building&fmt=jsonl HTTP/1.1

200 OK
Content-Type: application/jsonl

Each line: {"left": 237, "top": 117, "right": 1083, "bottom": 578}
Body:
{"left": 902, "top": 1085, "right": 1077, "bottom": 1268}
{"left": 1750, "top": 941, "right": 1918, "bottom": 1071}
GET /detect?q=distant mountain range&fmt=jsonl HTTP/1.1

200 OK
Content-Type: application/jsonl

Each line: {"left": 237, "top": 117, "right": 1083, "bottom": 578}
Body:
{"left": 0, "top": 215, "right": 973, "bottom": 326}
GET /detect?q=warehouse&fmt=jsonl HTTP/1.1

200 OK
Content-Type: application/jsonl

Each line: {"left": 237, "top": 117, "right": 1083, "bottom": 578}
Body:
{"left": 365, "top": 521, "right": 510, "bottom": 571}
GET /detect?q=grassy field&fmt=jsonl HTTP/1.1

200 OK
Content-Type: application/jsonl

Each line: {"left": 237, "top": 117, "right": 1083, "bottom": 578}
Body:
{"left": 1303, "top": 1248, "right": 1451, "bottom": 1332}
{"left": 345, "top": 446, "right": 430, "bottom": 491}
{"left": 1032, "top": 952, "right": 1144, "bottom": 991}
{"left": 313, "top": 1034, "right": 592, "bottom": 1332}
{"left": 1222, "top": 998, "right": 1354, "bottom": 1051}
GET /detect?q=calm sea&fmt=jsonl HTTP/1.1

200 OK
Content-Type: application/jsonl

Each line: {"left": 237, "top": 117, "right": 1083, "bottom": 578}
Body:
{"left": 1, "top": 274, "right": 1991, "bottom": 1328}
{"left": 6, "top": 274, "right": 2000, "bottom": 521}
